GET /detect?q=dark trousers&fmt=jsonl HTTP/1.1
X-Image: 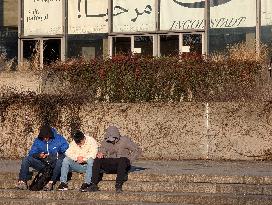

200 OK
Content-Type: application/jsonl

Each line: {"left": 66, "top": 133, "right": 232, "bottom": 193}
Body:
{"left": 91, "top": 157, "right": 131, "bottom": 185}
{"left": 19, "top": 155, "right": 64, "bottom": 183}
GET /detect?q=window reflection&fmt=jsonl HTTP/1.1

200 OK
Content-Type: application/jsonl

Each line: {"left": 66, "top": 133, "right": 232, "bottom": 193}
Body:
{"left": 134, "top": 36, "right": 153, "bottom": 56}
{"left": 112, "top": 37, "right": 131, "bottom": 56}
{"left": 160, "top": 35, "right": 179, "bottom": 56}
{"left": 183, "top": 34, "right": 202, "bottom": 54}
{"left": 68, "top": 34, "right": 107, "bottom": 59}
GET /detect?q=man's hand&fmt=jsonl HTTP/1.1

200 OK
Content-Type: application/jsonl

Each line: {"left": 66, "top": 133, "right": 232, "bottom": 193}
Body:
{"left": 77, "top": 156, "right": 84, "bottom": 164}
{"left": 39, "top": 152, "right": 49, "bottom": 159}
{"left": 96, "top": 152, "right": 104, "bottom": 159}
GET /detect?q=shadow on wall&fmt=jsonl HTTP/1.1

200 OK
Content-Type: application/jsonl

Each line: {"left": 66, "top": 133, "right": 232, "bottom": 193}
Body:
{"left": 0, "top": 0, "right": 3, "bottom": 27}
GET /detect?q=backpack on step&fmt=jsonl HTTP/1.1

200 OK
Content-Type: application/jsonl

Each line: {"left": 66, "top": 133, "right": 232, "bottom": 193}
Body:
{"left": 29, "top": 164, "right": 53, "bottom": 191}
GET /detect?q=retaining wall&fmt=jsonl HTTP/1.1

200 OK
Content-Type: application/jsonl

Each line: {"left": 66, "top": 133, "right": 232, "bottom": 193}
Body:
{"left": 0, "top": 71, "right": 272, "bottom": 160}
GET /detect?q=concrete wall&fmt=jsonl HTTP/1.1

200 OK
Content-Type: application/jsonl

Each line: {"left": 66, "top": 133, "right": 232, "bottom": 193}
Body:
{"left": 1, "top": 71, "right": 272, "bottom": 160}
{"left": 0, "top": 71, "right": 41, "bottom": 93}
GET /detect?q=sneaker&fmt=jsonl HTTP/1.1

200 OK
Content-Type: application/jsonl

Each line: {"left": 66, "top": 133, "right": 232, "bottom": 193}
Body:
{"left": 86, "top": 184, "right": 99, "bottom": 192}
{"left": 16, "top": 181, "right": 28, "bottom": 190}
{"left": 58, "top": 182, "right": 68, "bottom": 191}
{"left": 116, "top": 187, "right": 123, "bottom": 193}
{"left": 43, "top": 181, "right": 53, "bottom": 191}
{"left": 79, "top": 183, "right": 90, "bottom": 192}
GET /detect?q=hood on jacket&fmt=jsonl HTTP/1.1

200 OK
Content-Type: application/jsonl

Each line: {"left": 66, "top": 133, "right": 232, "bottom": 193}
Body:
{"left": 38, "top": 124, "right": 54, "bottom": 140}
{"left": 104, "top": 126, "right": 121, "bottom": 143}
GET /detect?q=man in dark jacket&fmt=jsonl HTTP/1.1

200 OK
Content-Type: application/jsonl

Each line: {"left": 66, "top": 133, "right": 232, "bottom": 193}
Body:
{"left": 86, "top": 125, "right": 142, "bottom": 193}
{"left": 16, "top": 124, "right": 69, "bottom": 191}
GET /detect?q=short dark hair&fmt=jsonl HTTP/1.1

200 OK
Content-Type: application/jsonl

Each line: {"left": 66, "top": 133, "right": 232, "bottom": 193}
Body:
{"left": 38, "top": 124, "right": 53, "bottom": 140}
{"left": 73, "top": 130, "right": 85, "bottom": 144}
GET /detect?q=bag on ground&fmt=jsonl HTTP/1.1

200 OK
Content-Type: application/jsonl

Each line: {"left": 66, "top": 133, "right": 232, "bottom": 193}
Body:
{"left": 29, "top": 165, "right": 53, "bottom": 191}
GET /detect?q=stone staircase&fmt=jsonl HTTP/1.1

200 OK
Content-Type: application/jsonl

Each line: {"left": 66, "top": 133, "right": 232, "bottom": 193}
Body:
{"left": 1, "top": 168, "right": 272, "bottom": 205}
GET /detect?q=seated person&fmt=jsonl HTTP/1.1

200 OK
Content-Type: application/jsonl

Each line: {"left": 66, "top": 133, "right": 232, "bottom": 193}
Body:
{"left": 58, "top": 130, "right": 98, "bottom": 192}
{"left": 16, "top": 124, "right": 69, "bottom": 191}
{"left": 87, "top": 125, "right": 142, "bottom": 193}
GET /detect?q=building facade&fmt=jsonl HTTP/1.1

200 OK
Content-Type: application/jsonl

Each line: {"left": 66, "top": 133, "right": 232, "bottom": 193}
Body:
{"left": 0, "top": 0, "right": 18, "bottom": 58}
{"left": 2, "top": 0, "right": 272, "bottom": 64}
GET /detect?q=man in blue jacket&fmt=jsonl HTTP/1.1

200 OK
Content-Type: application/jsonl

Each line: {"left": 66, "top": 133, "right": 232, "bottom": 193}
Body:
{"left": 16, "top": 124, "right": 69, "bottom": 191}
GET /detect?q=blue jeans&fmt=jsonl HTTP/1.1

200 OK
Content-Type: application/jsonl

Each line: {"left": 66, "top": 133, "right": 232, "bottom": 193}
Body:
{"left": 19, "top": 155, "right": 64, "bottom": 183}
{"left": 60, "top": 157, "right": 94, "bottom": 184}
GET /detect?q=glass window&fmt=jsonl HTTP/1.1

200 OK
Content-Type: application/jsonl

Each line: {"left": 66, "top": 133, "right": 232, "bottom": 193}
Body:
{"left": 67, "top": 34, "right": 108, "bottom": 59}
{"left": 183, "top": 34, "right": 202, "bottom": 54}
{"left": 209, "top": 0, "right": 256, "bottom": 53}
{"left": 159, "top": 35, "right": 179, "bottom": 56}
{"left": 43, "top": 39, "right": 61, "bottom": 65}
{"left": 112, "top": 37, "right": 131, "bottom": 56}
{"left": 23, "top": 40, "right": 39, "bottom": 60}
{"left": 134, "top": 36, "right": 153, "bottom": 56}
{"left": 0, "top": 28, "right": 18, "bottom": 59}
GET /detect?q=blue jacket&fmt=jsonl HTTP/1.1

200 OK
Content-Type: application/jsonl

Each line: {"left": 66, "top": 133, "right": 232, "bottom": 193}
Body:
{"left": 28, "top": 128, "right": 69, "bottom": 157}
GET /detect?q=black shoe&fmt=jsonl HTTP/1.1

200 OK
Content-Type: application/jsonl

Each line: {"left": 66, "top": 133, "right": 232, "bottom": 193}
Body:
{"left": 79, "top": 183, "right": 90, "bottom": 192}
{"left": 58, "top": 182, "right": 68, "bottom": 191}
{"left": 123, "top": 173, "right": 128, "bottom": 182}
{"left": 86, "top": 184, "right": 99, "bottom": 192}
{"left": 115, "top": 183, "right": 123, "bottom": 193}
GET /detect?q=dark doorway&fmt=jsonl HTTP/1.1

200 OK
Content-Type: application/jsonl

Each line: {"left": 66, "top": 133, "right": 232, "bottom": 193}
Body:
{"left": 23, "top": 40, "right": 39, "bottom": 60}
{"left": 43, "top": 39, "right": 61, "bottom": 65}
{"left": 112, "top": 37, "right": 131, "bottom": 56}
{"left": 160, "top": 35, "right": 179, "bottom": 56}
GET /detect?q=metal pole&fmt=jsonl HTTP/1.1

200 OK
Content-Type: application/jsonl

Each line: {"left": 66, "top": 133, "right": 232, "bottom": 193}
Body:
{"left": 108, "top": 0, "right": 113, "bottom": 57}
{"left": 61, "top": 0, "right": 67, "bottom": 61}
{"left": 108, "top": 0, "right": 113, "bottom": 33}
{"left": 204, "top": 0, "right": 210, "bottom": 56}
{"left": 179, "top": 34, "right": 183, "bottom": 54}
{"left": 256, "top": 0, "right": 261, "bottom": 56}
{"left": 154, "top": 0, "right": 159, "bottom": 56}
{"left": 18, "top": 0, "right": 23, "bottom": 66}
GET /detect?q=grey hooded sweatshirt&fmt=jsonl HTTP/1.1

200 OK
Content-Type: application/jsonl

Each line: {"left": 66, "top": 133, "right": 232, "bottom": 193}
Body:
{"left": 99, "top": 126, "right": 142, "bottom": 162}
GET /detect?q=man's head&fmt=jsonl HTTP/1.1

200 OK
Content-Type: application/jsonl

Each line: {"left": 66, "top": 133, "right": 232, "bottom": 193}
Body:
{"left": 38, "top": 124, "right": 53, "bottom": 141}
{"left": 73, "top": 130, "right": 86, "bottom": 146}
{"left": 104, "top": 126, "right": 120, "bottom": 144}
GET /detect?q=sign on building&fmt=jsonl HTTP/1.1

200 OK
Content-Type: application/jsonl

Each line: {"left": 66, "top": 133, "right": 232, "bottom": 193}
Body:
{"left": 23, "top": 0, "right": 63, "bottom": 36}
{"left": 68, "top": 0, "right": 108, "bottom": 34}
{"left": 113, "top": 0, "right": 156, "bottom": 32}
{"left": 262, "top": 0, "right": 272, "bottom": 26}
{"left": 160, "top": 0, "right": 256, "bottom": 31}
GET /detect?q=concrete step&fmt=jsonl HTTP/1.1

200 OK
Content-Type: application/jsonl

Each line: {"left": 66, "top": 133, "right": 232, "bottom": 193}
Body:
{"left": 2, "top": 179, "right": 272, "bottom": 196}
{"left": 0, "top": 189, "right": 272, "bottom": 205}
{"left": 1, "top": 171, "right": 272, "bottom": 185}
{"left": 0, "top": 198, "right": 182, "bottom": 205}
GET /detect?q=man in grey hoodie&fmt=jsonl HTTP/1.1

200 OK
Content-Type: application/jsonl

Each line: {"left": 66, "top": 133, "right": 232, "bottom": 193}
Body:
{"left": 86, "top": 125, "right": 142, "bottom": 193}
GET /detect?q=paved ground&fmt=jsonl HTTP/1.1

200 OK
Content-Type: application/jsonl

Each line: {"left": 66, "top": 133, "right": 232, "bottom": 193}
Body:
{"left": 1, "top": 159, "right": 272, "bottom": 177}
